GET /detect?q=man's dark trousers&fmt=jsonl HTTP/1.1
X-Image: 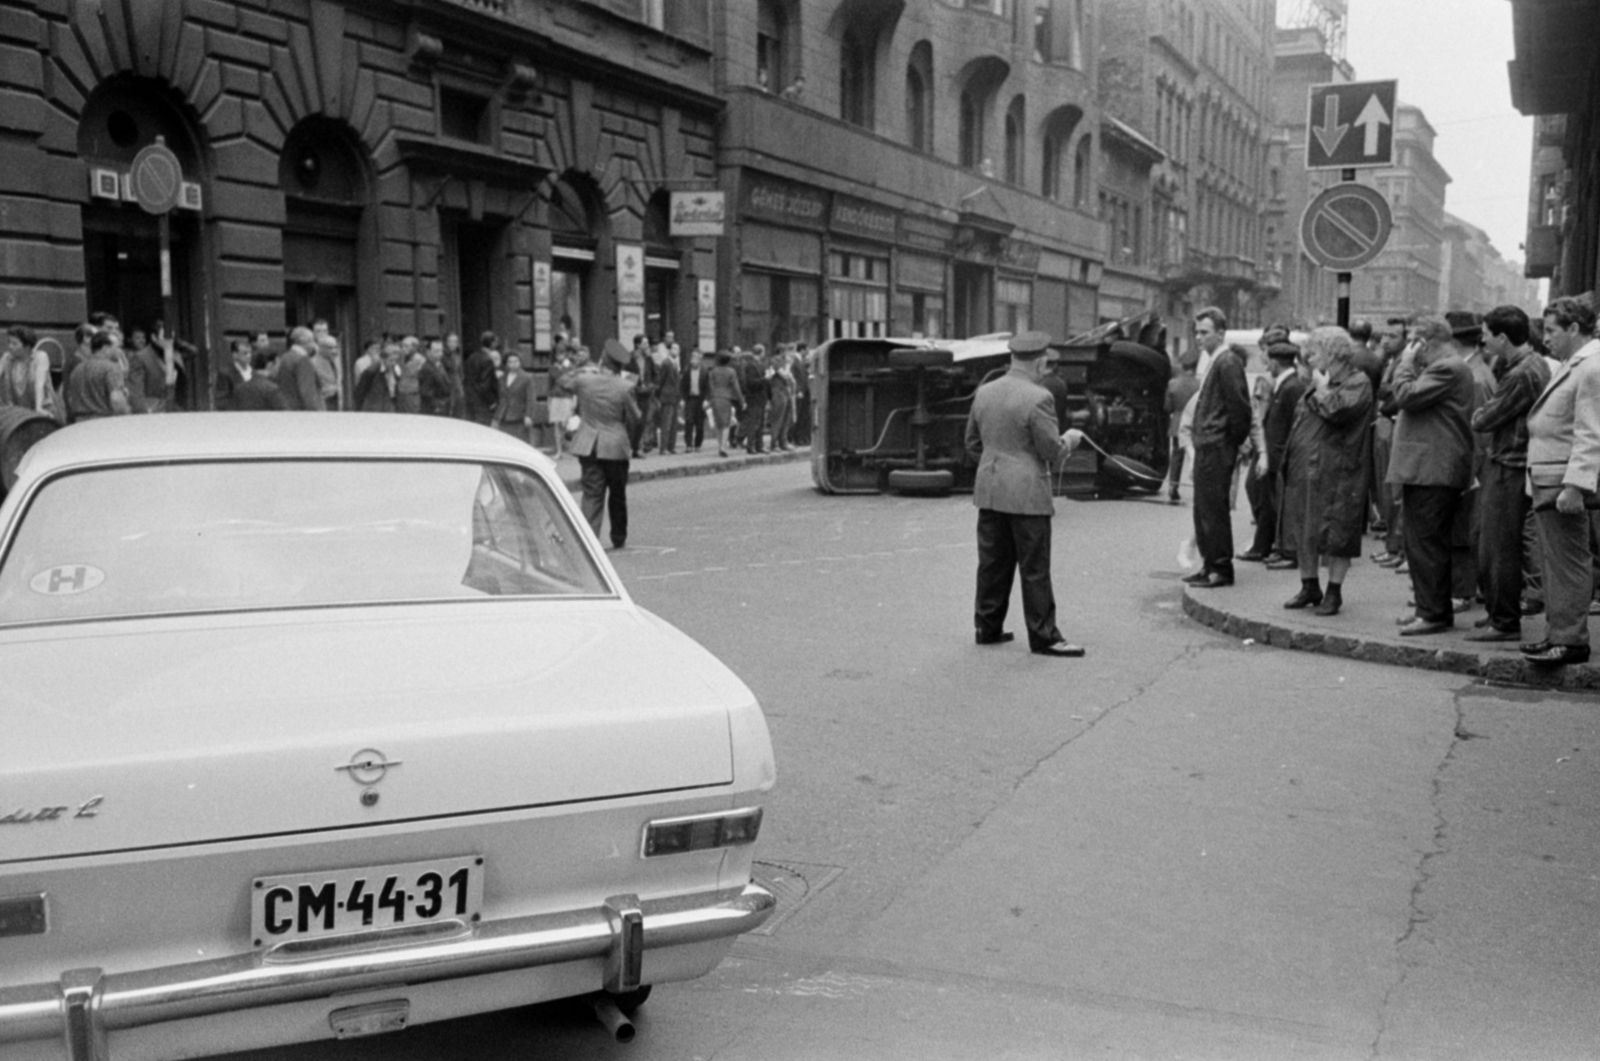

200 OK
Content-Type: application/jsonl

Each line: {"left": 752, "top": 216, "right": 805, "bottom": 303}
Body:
{"left": 975, "top": 509, "right": 1060, "bottom": 650}
{"left": 578, "top": 456, "right": 629, "bottom": 548}
{"left": 1192, "top": 443, "right": 1238, "bottom": 579}
{"left": 1477, "top": 462, "right": 1529, "bottom": 631}
{"left": 1247, "top": 464, "right": 1282, "bottom": 557}
{"left": 1402, "top": 483, "right": 1464, "bottom": 623}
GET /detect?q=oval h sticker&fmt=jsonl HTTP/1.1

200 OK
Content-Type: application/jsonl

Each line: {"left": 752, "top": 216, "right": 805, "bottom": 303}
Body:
{"left": 30, "top": 565, "right": 105, "bottom": 596}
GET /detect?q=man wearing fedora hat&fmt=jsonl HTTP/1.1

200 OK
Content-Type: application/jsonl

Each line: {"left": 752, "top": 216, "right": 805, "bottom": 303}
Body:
{"left": 964, "top": 330, "right": 1088, "bottom": 657}
{"left": 558, "top": 337, "right": 643, "bottom": 550}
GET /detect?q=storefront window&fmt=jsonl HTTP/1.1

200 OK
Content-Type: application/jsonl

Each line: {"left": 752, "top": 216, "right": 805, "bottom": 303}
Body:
{"left": 828, "top": 250, "right": 890, "bottom": 339}
{"left": 996, "top": 277, "right": 1032, "bottom": 334}
{"left": 739, "top": 271, "right": 819, "bottom": 352}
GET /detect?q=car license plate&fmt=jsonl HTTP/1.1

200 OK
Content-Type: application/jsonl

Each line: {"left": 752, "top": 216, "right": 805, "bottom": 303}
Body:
{"left": 251, "top": 855, "right": 484, "bottom": 947}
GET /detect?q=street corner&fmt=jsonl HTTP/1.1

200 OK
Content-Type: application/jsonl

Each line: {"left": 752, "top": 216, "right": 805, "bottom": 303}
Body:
{"left": 1179, "top": 580, "right": 1600, "bottom": 693}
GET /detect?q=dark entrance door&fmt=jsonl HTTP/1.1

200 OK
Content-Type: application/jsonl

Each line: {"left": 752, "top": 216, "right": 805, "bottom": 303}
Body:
{"left": 953, "top": 262, "right": 992, "bottom": 339}
{"left": 81, "top": 203, "right": 202, "bottom": 408}
{"left": 440, "top": 215, "right": 502, "bottom": 348}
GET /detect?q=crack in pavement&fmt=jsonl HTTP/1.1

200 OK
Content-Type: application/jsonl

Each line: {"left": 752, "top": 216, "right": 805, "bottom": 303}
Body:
{"left": 1368, "top": 687, "right": 1465, "bottom": 1059}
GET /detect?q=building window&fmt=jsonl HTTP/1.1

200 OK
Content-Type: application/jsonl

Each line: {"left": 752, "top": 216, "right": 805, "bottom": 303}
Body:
{"left": 439, "top": 87, "right": 490, "bottom": 144}
{"left": 757, "top": 0, "right": 788, "bottom": 93}
{"left": 840, "top": 29, "right": 875, "bottom": 128}
{"left": 906, "top": 43, "right": 932, "bottom": 152}
{"left": 828, "top": 250, "right": 890, "bottom": 339}
{"left": 996, "top": 277, "right": 1032, "bottom": 333}
{"left": 960, "top": 88, "right": 985, "bottom": 169}
{"left": 1073, "top": 135, "right": 1091, "bottom": 207}
{"left": 1003, "top": 96, "right": 1024, "bottom": 185}
{"left": 1041, "top": 105, "right": 1082, "bottom": 201}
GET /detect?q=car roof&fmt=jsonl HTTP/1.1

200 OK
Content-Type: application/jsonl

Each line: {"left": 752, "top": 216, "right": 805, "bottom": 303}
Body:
{"left": 14, "top": 413, "right": 554, "bottom": 482}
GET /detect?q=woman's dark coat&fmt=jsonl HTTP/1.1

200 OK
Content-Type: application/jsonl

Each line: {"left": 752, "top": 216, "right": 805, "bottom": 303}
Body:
{"left": 1279, "top": 365, "right": 1376, "bottom": 560}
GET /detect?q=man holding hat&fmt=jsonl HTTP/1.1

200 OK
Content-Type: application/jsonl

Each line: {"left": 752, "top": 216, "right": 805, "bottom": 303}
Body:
{"left": 963, "top": 330, "right": 1088, "bottom": 657}
{"left": 557, "top": 338, "right": 643, "bottom": 550}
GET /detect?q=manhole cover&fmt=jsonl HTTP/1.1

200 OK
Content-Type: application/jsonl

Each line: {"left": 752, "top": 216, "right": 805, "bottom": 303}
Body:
{"left": 748, "top": 859, "right": 843, "bottom": 936}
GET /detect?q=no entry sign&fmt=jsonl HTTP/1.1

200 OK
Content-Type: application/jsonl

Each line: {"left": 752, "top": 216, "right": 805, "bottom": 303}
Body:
{"left": 1299, "top": 183, "right": 1393, "bottom": 272}
{"left": 130, "top": 141, "right": 183, "bottom": 215}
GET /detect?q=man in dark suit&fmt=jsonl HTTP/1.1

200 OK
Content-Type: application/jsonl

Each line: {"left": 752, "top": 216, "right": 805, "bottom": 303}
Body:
{"left": 1183, "top": 307, "right": 1253, "bottom": 588}
{"left": 274, "top": 326, "right": 326, "bottom": 411}
{"left": 652, "top": 345, "right": 681, "bottom": 453}
{"left": 557, "top": 338, "right": 642, "bottom": 550}
{"left": 964, "top": 331, "right": 1087, "bottom": 658}
{"left": 463, "top": 330, "right": 501, "bottom": 426}
{"left": 1387, "top": 316, "right": 1477, "bottom": 636}
{"left": 1240, "top": 340, "right": 1307, "bottom": 564}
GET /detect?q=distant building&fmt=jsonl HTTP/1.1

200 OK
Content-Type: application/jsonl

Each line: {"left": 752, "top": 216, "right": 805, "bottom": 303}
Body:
{"left": 712, "top": 0, "right": 1106, "bottom": 350}
{"left": 1352, "top": 104, "right": 1450, "bottom": 322}
{"left": 1099, "top": 0, "right": 1277, "bottom": 352}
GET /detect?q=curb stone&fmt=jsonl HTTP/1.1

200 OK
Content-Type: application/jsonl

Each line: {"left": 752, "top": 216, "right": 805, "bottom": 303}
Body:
{"left": 1182, "top": 588, "right": 1600, "bottom": 693}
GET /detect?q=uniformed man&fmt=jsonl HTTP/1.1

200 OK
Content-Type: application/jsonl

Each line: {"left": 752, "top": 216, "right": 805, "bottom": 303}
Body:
{"left": 964, "top": 331, "right": 1087, "bottom": 657}
{"left": 558, "top": 338, "right": 642, "bottom": 550}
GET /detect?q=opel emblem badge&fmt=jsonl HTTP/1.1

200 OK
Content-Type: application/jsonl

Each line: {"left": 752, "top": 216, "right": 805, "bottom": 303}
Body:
{"left": 336, "top": 748, "right": 401, "bottom": 786}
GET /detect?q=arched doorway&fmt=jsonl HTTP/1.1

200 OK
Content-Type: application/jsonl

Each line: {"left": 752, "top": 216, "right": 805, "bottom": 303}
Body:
{"left": 281, "top": 117, "right": 371, "bottom": 401}
{"left": 77, "top": 75, "right": 207, "bottom": 408}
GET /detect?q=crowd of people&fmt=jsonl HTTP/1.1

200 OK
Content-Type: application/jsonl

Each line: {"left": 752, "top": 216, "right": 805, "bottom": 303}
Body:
{"left": 1172, "top": 298, "right": 1600, "bottom": 668}
{"left": 5, "top": 313, "right": 815, "bottom": 463}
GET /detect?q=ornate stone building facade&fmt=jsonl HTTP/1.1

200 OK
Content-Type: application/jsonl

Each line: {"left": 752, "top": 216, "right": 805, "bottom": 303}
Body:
{"left": 2, "top": 0, "right": 721, "bottom": 408}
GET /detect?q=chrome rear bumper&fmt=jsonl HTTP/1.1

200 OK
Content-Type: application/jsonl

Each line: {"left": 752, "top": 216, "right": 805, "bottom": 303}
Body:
{"left": 0, "top": 882, "right": 774, "bottom": 1061}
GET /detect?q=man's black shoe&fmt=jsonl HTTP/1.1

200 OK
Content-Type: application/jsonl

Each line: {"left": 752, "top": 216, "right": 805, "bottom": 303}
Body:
{"left": 1236, "top": 550, "right": 1271, "bottom": 562}
{"left": 1520, "top": 599, "right": 1546, "bottom": 617}
{"left": 976, "top": 631, "right": 1015, "bottom": 645}
{"left": 1398, "top": 617, "right": 1451, "bottom": 636}
{"left": 1031, "top": 640, "right": 1086, "bottom": 657}
{"left": 1520, "top": 639, "right": 1551, "bottom": 654}
{"left": 1181, "top": 569, "right": 1212, "bottom": 585}
{"left": 1464, "top": 627, "right": 1522, "bottom": 643}
{"left": 1193, "top": 572, "right": 1234, "bottom": 588}
{"left": 1524, "top": 644, "right": 1591, "bottom": 667}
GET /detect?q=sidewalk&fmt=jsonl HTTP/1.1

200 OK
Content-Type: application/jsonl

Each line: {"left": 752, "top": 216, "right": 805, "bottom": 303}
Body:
{"left": 549, "top": 442, "right": 811, "bottom": 490}
{"left": 1182, "top": 542, "right": 1600, "bottom": 692}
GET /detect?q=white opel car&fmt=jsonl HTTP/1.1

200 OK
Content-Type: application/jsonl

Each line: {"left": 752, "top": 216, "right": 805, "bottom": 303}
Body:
{"left": 0, "top": 414, "right": 776, "bottom": 1060}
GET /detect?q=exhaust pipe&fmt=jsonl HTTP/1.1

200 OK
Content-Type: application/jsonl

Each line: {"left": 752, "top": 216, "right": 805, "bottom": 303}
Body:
{"left": 592, "top": 997, "right": 635, "bottom": 1043}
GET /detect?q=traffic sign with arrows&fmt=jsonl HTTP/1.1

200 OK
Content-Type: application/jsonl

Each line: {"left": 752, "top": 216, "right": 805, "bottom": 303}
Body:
{"left": 1305, "top": 79, "right": 1397, "bottom": 170}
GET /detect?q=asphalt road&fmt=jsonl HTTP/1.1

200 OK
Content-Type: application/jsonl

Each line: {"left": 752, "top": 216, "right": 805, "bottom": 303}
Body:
{"left": 230, "top": 464, "right": 1600, "bottom": 1061}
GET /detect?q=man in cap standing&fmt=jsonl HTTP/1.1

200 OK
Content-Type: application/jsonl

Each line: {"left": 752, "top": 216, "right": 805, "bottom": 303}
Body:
{"left": 558, "top": 338, "right": 642, "bottom": 550}
{"left": 1239, "top": 338, "right": 1307, "bottom": 564}
{"left": 964, "top": 331, "right": 1088, "bottom": 657}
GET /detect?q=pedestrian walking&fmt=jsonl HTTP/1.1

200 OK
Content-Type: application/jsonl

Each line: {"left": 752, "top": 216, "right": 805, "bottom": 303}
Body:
{"left": 1387, "top": 316, "right": 1476, "bottom": 636}
{"left": 653, "top": 343, "right": 681, "bottom": 453}
{"left": 708, "top": 350, "right": 744, "bottom": 457}
{"left": 559, "top": 338, "right": 641, "bottom": 550}
{"left": 965, "top": 331, "right": 1087, "bottom": 657}
{"left": 1277, "top": 327, "right": 1375, "bottom": 616}
{"left": 1522, "top": 295, "right": 1600, "bottom": 666}
{"left": 1182, "top": 307, "right": 1253, "bottom": 588}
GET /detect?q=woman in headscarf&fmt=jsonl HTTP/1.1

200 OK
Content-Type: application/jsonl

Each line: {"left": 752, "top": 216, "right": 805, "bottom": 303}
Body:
{"left": 1280, "top": 326, "right": 1376, "bottom": 616}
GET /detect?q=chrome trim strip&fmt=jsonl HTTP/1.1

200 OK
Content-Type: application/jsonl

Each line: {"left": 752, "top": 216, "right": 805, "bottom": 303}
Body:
{"left": 0, "top": 884, "right": 773, "bottom": 1057}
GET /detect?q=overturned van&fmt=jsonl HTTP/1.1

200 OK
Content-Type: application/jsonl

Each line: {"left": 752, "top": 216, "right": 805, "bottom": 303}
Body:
{"left": 809, "top": 319, "right": 1173, "bottom": 499}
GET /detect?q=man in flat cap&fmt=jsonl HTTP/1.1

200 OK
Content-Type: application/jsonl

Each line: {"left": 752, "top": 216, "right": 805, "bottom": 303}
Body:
{"left": 557, "top": 337, "right": 643, "bottom": 549}
{"left": 1239, "top": 338, "right": 1306, "bottom": 565}
{"left": 964, "top": 330, "right": 1088, "bottom": 657}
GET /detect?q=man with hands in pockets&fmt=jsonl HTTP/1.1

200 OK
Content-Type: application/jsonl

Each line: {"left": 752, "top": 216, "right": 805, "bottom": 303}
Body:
{"left": 965, "top": 331, "right": 1088, "bottom": 658}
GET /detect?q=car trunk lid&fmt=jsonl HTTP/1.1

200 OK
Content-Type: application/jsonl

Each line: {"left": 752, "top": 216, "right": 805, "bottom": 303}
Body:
{"left": 0, "top": 603, "right": 738, "bottom": 862}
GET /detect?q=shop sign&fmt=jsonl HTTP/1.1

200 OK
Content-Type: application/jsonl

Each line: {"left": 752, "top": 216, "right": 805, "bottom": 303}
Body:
{"left": 830, "top": 194, "right": 898, "bottom": 242}
{"left": 898, "top": 213, "right": 956, "bottom": 252}
{"left": 698, "top": 279, "right": 717, "bottom": 353}
{"left": 999, "top": 239, "right": 1041, "bottom": 272}
{"left": 670, "top": 191, "right": 726, "bottom": 237}
{"left": 618, "top": 304, "right": 646, "bottom": 346}
{"left": 741, "top": 173, "right": 828, "bottom": 231}
{"left": 616, "top": 244, "right": 645, "bottom": 304}
{"left": 532, "top": 261, "right": 552, "bottom": 351}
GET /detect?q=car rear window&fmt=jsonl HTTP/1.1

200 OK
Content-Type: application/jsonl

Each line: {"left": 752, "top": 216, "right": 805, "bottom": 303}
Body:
{"left": 0, "top": 459, "right": 611, "bottom": 624}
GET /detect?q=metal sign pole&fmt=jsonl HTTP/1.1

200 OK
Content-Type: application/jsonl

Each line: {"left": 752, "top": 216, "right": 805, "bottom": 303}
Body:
{"left": 1336, "top": 168, "right": 1355, "bottom": 329}
{"left": 159, "top": 210, "right": 176, "bottom": 381}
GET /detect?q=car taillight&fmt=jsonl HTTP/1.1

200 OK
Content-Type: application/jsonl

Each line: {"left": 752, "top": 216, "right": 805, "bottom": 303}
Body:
{"left": 0, "top": 893, "right": 47, "bottom": 937}
{"left": 642, "top": 807, "right": 763, "bottom": 857}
